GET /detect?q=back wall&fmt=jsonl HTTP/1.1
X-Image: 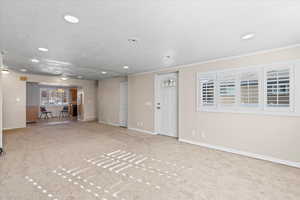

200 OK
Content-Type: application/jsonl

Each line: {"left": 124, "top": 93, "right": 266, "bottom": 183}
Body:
{"left": 127, "top": 46, "right": 300, "bottom": 166}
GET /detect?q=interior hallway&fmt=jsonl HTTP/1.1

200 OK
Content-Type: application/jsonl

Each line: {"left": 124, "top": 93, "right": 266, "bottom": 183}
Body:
{"left": 0, "top": 122, "right": 299, "bottom": 200}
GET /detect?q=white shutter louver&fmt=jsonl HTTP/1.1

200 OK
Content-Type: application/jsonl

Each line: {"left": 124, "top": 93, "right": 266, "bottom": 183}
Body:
{"left": 240, "top": 71, "right": 259, "bottom": 107}
{"left": 266, "top": 68, "right": 290, "bottom": 108}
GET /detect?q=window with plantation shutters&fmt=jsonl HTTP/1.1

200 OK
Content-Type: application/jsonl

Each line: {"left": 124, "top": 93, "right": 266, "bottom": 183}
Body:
{"left": 198, "top": 73, "right": 216, "bottom": 110}
{"left": 265, "top": 68, "right": 291, "bottom": 109}
{"left": 219, "top": 73, "right": 236, "bottom": 106}
{"left": 197, "top": 62, "right": 297, "bottom": 115}
{"left": 240, "top": 71, "right": 259, "bottom": 107}
{"left": 201, "top": 80, "right": 215, "bottom": 105}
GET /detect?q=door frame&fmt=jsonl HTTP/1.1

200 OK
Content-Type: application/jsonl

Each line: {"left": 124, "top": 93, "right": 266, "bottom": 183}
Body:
{"left": 154, "top": 72, "right": 179, "bottom": 137}
{"left": 119, "top": 81, "right": 128, "bottom": 127}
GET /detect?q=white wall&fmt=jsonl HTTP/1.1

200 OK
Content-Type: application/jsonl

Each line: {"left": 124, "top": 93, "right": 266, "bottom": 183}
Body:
{"left": 97, "top": 77, "right": 127, "bottom": 125}
{"left": 178, "top": 47, "right": 300, "bottom": 165}
{"left": 2, "top": 72, "right": 26, "bottom": 129}
{"left": 2, "top": 70, "right": 97, "bottom": 129}
{"left": 128, "top": 73, "right": 155, "bottom": 132}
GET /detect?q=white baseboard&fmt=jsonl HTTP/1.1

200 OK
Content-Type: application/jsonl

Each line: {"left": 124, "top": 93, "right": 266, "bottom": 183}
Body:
{"left": 128, "top": 127, "right": 157, "bottom": 135}
{"left": 179, "top": 139, "right": 300, "bottom": 169}
{"left": 3, "top": 126, "right": 26, "bottom": 131}
{"left": 98, "top": 120, "right": 120, "bottom": 127}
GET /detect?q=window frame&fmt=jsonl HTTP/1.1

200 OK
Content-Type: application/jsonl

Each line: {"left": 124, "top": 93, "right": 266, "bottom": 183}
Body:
{"left": 197, "top": 72, "right": 217, "bottom": 111}
{"left": 263, "top": 65, "right": 295, "bottom": 112}
{"left": 196, "top": 61, "right": 297, "bottom": 116}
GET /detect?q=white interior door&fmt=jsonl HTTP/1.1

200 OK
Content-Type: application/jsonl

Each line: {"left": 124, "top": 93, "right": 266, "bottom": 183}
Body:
{"left": 155, "top": 73, "right": 178, "bottom": 137}
{"left": 119, "top": 82, "right": 128, "bottom": 127}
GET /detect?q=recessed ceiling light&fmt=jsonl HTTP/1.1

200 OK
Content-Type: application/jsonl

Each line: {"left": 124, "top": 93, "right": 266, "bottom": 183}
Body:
{"left": 77, "top": 75, "right": 83, "bottom": 79}
{"left": 64, "top": 15, "right": 79, "bottom": 24}
{"left": 128, "top": 37, "right": 139, "bottom": 46}
{"left": 123, "top": 66, "right": 129, "bottom": 69}
{"left": 128, "top": 38, "right": 138, "bottom": 42}
{"left": 241, "top": 33, "right": 255, "bottom": 40}
{"left": 31, "top": 59, "right": 40, "bottom": 63}
{"left": 101, "top": 71, "right": 107, "bottom": 74}
{"left": 61, "top": 77, "right": 68, "bottom": 81}
{"left": 1, "top": 69, "right": 10, "bottom": 74}
{"left": 38, "top": 47, "right": 49, "bottom": 52}
{"left": 20, "top": 69, "right": 27, "bottom": 72}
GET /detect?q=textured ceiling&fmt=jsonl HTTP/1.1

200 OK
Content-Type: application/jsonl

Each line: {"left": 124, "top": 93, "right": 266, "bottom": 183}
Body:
{"left": 0, "top": 0, "right": 300, "bottom": 80}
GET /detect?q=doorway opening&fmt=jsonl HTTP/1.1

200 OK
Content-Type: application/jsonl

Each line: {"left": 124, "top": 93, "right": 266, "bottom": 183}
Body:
{"left": 26, "top": 82, "right": 81, "bottom": 126}
{"left": 155, "top": 72, "right": 178, "bottom": 137}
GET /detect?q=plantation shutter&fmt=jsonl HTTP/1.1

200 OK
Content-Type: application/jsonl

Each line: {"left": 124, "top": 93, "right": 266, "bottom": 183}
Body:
{"left": 198, "top": 73, "right": 216, "bottom": 109}
{"left": 219, "top": 73, "right": 236, "bottom": 106}
{"left": 240, "top": 71, "right": 259, "bottom": 107}
{"left": 266, "top": 68, "right": 290, "bottom": 108}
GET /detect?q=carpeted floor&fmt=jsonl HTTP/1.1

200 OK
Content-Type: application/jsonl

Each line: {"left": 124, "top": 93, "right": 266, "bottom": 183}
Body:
{"left": 0, "top": 121, "right": 299, "bottom": 200}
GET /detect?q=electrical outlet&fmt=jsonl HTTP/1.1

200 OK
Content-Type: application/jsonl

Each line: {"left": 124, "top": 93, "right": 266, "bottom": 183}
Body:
{"left": 136, "top": 122, "right": 143, "bottom": 127}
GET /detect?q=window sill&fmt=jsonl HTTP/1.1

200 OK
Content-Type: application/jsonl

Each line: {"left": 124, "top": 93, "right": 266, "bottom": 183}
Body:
{"left": 197, "top": 108, "right": 300, "bottom": 117}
